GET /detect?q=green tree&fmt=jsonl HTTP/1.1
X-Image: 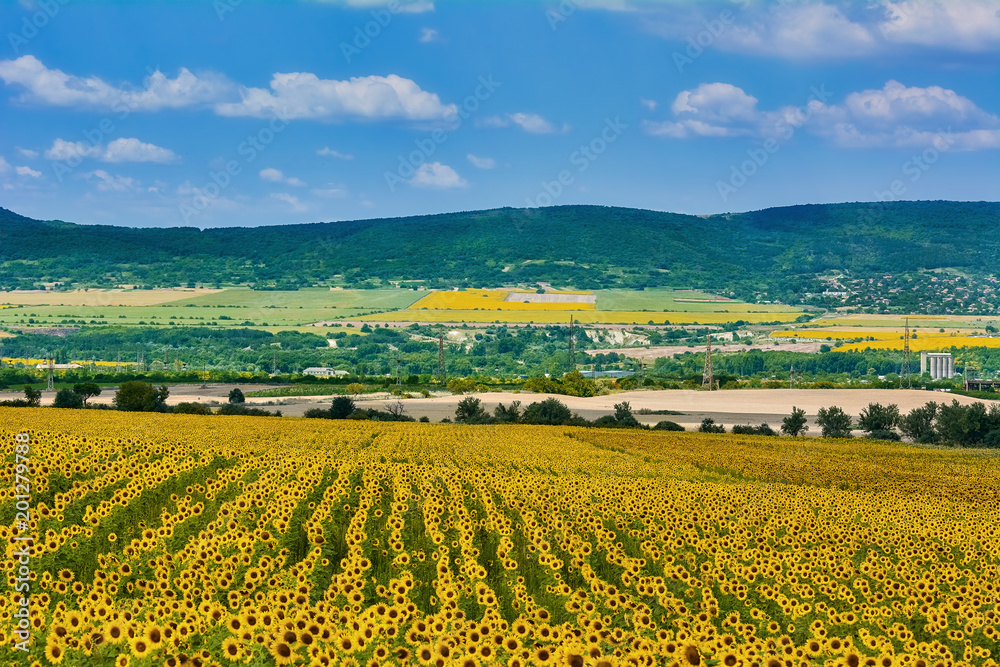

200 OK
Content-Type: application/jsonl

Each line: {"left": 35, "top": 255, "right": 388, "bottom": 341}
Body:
{"left": 72, "top": 382, "right": 101, "bottom": 405}
{"left": 699, "top": 418, "right": 725, "bottom": 433}
{"left": 816, "top": 406, "right": 853, "bottom": 438}
{"left": 228, "top": 387, "right": 246, "bottom": 404}
{"left": 329, "top": 396, "right": 356, "bottom": 419}
{"left": 23, "top": 385, "right": 41, "bottom": 407}
{"left": 455, "top": 396, "right": 488, "bottom": 423}
{"left": 900, "top": 402, "right": 938, "bottom": 443}
{"left": 346, "top": 382, "right": 365, "bottom": 396}
{"left": 857, "top": 403, "right": 900, "bottom": 437}
{"left": 522, "top": 398, "right": 572, "bottom": 425}
{"left": 53, "top": 388, "right": 83, "bottom": 409}
{"left": 113, "top": 381, "right": 169, "bottom": 412}
{"left": 781, "top": 407, "right": 809, "bottom": 437}
{"left": 613, "top": 401, "right": 639, "bottom": 427}
{"left": 493, "top": 401, "right": 522, "bottom": 424}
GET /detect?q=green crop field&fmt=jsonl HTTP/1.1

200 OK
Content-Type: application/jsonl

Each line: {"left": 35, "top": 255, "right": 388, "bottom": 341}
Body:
{"left": 0, "top": 288, "right": 423, "bottom": 331}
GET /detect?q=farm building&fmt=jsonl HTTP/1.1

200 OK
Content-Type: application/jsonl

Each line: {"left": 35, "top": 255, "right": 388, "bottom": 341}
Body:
{"left": 302, "top": 367, "right": 349, "bottom": 377}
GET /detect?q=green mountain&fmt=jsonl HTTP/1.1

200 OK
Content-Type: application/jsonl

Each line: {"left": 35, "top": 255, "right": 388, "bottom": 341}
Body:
{"left": 1, "top": 201, "right": 997, "bottom": 299}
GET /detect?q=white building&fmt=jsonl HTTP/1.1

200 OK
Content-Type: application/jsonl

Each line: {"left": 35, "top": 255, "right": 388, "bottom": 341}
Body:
{"left": 35, "top": 363, "right": 81, "bottom": 371}
{"left": 920, "top": 352, "right": 954, "bottom": 380}
{"left": 302, "top": 367, "right": 349, "bottom": 377}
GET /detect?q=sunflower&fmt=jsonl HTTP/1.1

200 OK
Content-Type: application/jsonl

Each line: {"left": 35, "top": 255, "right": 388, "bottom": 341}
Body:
{"left": 45, "top": 641, "right": 66, "bottom": 665}
{"left": 221, "top": 637, "right": 243, "bottom": 661}
{"left": 130, "top": 636, "right": 152, "bottom": 658}
{"left": 269, "top": 640, "right": 297, "bottom": 666}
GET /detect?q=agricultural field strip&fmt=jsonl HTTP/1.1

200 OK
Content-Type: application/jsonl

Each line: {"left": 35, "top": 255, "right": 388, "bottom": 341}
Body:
{"left": 358, "top": 311, "right": 803, "bottom": 325}
{"left": 2, "top": 411, "right": 1000, "bottom": 664}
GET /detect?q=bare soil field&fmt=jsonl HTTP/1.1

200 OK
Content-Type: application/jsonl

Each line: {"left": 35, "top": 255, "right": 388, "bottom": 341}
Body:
{"left": 586, "top": 341, "right": 827, "bottom": 360}
{"left": 6, "top": 387, "right": 980, "bottom": 432}
{"left": 0, "top": 288, "right": 224, "bottom": 306}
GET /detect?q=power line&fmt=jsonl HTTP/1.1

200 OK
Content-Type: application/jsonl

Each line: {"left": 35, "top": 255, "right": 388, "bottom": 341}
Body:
{"left": 702, "top": 334, "right": 714, "bottom": 390}
{"left": 900, "top": 317, "right": 912, "bottom": 389}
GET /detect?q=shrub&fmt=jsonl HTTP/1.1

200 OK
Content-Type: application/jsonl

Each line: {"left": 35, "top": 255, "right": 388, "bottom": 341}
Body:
{"left": 53, "top": 388, "right": 84, "bottom": 409}
{"left": 652, "top": 420, "right": 685, "bottom": 431}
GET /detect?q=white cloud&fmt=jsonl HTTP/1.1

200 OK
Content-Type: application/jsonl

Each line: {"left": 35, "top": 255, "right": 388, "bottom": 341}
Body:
{"left": 644, "top": 80, "right": 1000, "bottom": 151}
{"left": 481, "top": 112, "right": 565, "bottom": 134}
{"left": 312, "top": 183, "right": 348, "bottom": 198}
{"left": 16, "top": 147, "right": 38, "bottom": 158}
{"left": 722, "top": 3, "right": 877, "bottom": 59}
{"left": 0, "top": 55, "right": 233, "bottom": 111}
{"left": 0, "top": 156, "right": 10, "bottom": 174}
{"left": 0, "top": 55, "right": 453, "bottom": 123}
{"left": 317, "top": 147, "right": 354, "bottom": 159}
{"left": 879, "top": 1, "right": 1000, "bottom": 52}
{"left": 44, "top": 137, "right": 178, "bottom": 163}
{"left": 86, "top": 170, "right": 139, "bottom": 192}
{"left": 102, "top": 138, "right": 179, "bottom": 163}
{"left": 644, "top": 83, "right": 760, "bottom": 138}
{"left": 420, "top": 27, "right": 440, "bottom": 42}
{"left": 260, "top": 168, "right": 305, "bottom": 186}
{"left": 632, "top": 1, "right": 1000, "bottom": 59}
{"left": 409, "top": 162, "right": 467, "bottom": 189}
{"left": 15, "top": 165, "right": 41, "bottom": 178}
{"left": 271, "top": 192, "right": 307, "bottom": 212}
{"left": 640, "top": 98, "right": 658, "bottom": 111}
{"left": 214, "top": 72, "right": 456, "bottom": 122}
{"left": 466, "top": 154, "right": 496, "bottom": 169}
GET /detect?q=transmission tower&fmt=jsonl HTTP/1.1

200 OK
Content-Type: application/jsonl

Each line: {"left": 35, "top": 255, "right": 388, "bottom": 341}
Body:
{"left": 568, "top": 316, "right": 576, "bottom": 370}
{"left": 116, "top": 351, "right": 121, "bottom": 374}
{"left": 702, "top": 334, "right": 714, "bottom": 390}
{"left": 900, "top": 317, "right": 912, "bottom": 389}
{"left": 47, "top": 357, "right": 54, "bottom": 391}
{"left": 437, "top": 333, "right": 446, "bottom": 381}
{"left": 790, "top": 365, "right": 796, "bottom": 389}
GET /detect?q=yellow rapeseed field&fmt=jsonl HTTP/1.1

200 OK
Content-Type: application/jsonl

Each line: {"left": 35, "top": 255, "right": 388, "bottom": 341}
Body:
{"left": 409, "top": 290, "right": 597, "bottom": 312}
{"left": 838, "top": 336, "right": 1000, "bottom": 352}
{"left": 2, "top": 409, "right": 999, "bottom": 665}
{"left": 771, "top": 330, "right": 952, "bottom": 341}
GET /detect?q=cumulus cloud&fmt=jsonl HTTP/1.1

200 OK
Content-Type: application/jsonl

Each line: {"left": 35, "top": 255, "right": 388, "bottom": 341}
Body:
{"left": 43, "top": 137, "right": 179, "bottom": 163}
{"left": 15, "top": 165, "right": 41, "bottom": 177}
{"left": 481, "top": 112, "right": 565, "bottom": 134}
{"left": 419, "top": 27, "right": 440, "bottom": 42}
{"left": 0, "top": 55, "right": 454, "bottom": 123}
{"left": 466, "top": 154, "right": 496, "bottom": 169}
{"left": 632, "top": 0, "right": 1000, "bottom": 59}
{"left": 644, "top": 80, "right": 1000, "bottom": 151}
{"left": 214, "top": 72, "right": 456, "bottom": 121}
{"left": 16, "top": 147, "right": 38, "bottom": 158}
{"left": 0, "top": 55, "right": 233, "bottom": 111}
{"left": 271, "top": 192, "right": 307, "bottom": 212}
{"left": 260, "top": 168, "right": 305, "bottom": 186}
{"left": 317, "top": 147, "right": 354, "bottom": 159}
{"left": 409, "top": 162, "right": 467, "bottom": 188}
{"left": 86, "top": 170, "right": 140, "bottom": 192}
{"left": 0, "top": 156, "right": 10, "bottom": 174}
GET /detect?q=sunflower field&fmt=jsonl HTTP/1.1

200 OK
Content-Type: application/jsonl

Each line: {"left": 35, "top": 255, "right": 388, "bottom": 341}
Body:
{"left": 2, "top": 408, "right": 1000, "bottom": 667}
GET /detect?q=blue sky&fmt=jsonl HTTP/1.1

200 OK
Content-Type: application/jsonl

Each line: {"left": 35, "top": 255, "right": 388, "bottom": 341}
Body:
{"left": 1, "top": 0, "right": 998, "bottom": 228}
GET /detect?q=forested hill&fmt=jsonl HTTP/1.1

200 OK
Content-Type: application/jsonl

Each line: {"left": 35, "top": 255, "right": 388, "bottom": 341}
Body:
{"left": 0, "top": 201, "right": 997, "bottom": 298}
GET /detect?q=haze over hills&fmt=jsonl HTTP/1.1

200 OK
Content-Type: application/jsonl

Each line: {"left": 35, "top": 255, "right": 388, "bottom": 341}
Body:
{"left": 1, "top": 201, "right": 997, "bottom": 300}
